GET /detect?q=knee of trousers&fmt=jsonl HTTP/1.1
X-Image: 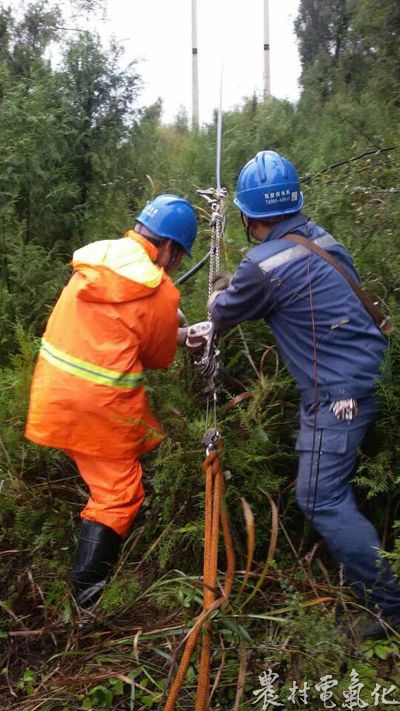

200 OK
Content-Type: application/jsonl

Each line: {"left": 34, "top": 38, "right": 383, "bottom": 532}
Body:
{"left": 295, "top": 427, "right": 357, "bottom": 521}
{"left": 66, "top": 450, "right": 145, "bottom": 537}
{"left": 295, "top": 455, "right": 329, "bottom": 520}
{"left": 296, "top": 479, "right": 322, "bottom": 521}
{"left": 295, "top": 465, "right": 358, "bottom": 532}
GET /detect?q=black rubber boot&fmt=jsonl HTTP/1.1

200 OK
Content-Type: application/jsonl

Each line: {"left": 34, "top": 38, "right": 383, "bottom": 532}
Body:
{"left": 351, "top": 611, "right": 400, "bottom": 641}
{"left": 336, "top": 606, "right": 400, "bottom": 641}
{"left": 70, "top": 520, "right": 122, "bottom": 608}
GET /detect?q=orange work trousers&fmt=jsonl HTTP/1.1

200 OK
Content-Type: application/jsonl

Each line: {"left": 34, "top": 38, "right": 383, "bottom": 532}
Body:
{"left": 65, "top": 450, "right": 145, "bottom": 538}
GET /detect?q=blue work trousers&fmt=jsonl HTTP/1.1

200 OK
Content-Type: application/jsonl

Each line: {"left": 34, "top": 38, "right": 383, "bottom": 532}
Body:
{"left": 296, "top": 397, "right": 400, "bottom": 615}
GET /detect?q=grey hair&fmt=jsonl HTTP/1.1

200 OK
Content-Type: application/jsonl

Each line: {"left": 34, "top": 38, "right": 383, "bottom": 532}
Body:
{"left": 134, "top": 222, "right": 163, "bottom": 246}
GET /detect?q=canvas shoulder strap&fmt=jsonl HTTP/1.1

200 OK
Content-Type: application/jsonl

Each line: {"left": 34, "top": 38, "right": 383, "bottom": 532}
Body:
{"left": 282, "top": 232, "right": 393, "bottom": 335}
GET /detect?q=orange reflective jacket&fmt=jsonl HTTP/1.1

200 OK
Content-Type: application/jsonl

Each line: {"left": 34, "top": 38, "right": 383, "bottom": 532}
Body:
{"left": 25, "top": 232, "right": 180, "bottom": 458}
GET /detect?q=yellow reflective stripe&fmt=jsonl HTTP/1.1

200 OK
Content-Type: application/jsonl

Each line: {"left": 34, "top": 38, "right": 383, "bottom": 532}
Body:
{"left": 40, "top": 338, "right": 144, "bottom": 389}
{"left": 72, "top": 238, "right": 163, "bottom": 288}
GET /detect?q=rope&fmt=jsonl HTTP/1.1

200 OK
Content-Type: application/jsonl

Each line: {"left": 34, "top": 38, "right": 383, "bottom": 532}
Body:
{"left": 304, "top": 253, "right": 320, "bottom": 523}
{"left": 166, "top": 141, "right": 400, "bottom": 708}
{"left": 300, "top": 144, "right": 400, "bottom": 183}
{"left": 165, "top": 142, "right": 231, "bottom": 708}
{"left": 163, "top": 441, "right": 235, "bottom": 711}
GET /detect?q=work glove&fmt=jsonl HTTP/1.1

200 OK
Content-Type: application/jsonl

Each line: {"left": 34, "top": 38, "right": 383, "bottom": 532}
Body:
{"left": 329, "top": 399, "right": 358, "bottom": 421}
{"left": 212, "top": 271, "right": 233, "bottom": 292}
{"left": 177, "top": 327, "right": 188, "bottom": 347}
{"left": 207, "top": 271, "right": 233, "bottom": 310}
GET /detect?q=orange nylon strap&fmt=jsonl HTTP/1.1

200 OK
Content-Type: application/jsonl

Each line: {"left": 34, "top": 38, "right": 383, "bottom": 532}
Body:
{"left": 195, "top": 448, "right": 222, "bottom": 711}
{"left": 164, "top": 440, "right": 235, "bottom": 711}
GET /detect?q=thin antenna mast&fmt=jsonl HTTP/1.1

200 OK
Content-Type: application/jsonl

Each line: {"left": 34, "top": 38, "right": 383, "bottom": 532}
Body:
{"left": 216, "top": 66, "right": 223, "bottom": 191}
{"left": 263, "top": 0, "right": 271, "bottom": 99}
{"left": 192, "top": 0, "right": 199, "bottom": 128}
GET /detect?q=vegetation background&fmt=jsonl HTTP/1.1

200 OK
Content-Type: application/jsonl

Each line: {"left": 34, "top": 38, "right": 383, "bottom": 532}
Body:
{"left": 1, "top": 0, "right": 400, "bottom": 708}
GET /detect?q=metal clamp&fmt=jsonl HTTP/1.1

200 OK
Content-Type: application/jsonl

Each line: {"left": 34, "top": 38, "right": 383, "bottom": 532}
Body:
{"left": 196, "top": 187, "right": 215, "bottom": 206}
{"left": 186, "top": 321, "right": 222, "bottom": 394}
{"left": 197, "top": 186, "right": 228, "bottom": 214}
{"left": 203, "top": 426, "right": 220, "bottom": 454}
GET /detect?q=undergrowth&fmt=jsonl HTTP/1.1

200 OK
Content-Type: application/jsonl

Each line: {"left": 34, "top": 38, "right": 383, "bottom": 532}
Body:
{"left": 2, "top": 316, "right": 400, "bottom": 709}
{"left": 1, "top": 4, "right": 400, "bottom": 703}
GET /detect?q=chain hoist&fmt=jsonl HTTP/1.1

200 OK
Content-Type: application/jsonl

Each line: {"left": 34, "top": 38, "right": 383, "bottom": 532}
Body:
{"left": 185, "top": 185, "right": 227, "bottom": 427}
{"left": 164, "top": 72, "right": 236, "bottom": 711}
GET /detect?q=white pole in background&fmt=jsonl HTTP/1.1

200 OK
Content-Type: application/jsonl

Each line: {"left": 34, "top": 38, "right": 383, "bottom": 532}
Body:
{"left": 263, "top": 0, "right": 271, "bottom": 100}
{"left": 192, "top": 0, "right": 199, "bottom": 128}
{"left": 216, "top": 66, "right": 223, "bottom": 191}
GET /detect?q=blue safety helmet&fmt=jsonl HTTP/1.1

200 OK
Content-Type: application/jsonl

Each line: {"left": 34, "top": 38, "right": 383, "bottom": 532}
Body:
{"left": 234, "top": 150, "right": 304, "bottom": 219}
{"left": 135, "top": 194, "right": 197, "bottom": 256}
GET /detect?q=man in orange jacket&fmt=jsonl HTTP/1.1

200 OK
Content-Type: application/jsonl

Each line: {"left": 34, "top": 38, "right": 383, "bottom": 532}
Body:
{"left": 25, "top": 194, "right": 197, "bottom": 606}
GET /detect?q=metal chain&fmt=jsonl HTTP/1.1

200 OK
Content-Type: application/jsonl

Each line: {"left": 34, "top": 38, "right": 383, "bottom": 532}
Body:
{"left": 194, "top": 187, "right": 227, "bottom": 433}
{"left": 200, "top": 188, "right": 226, "bottom": 318}
{"left": 208, "top": 218, "right": 216, "bottom": 301}
{"left": 214, "top": 205, "right": 222, "bottom": 274}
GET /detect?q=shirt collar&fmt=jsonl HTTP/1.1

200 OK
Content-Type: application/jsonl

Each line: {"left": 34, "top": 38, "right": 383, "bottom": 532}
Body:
{"left": 264, "top": 212, "right": 309, "bottom": 242}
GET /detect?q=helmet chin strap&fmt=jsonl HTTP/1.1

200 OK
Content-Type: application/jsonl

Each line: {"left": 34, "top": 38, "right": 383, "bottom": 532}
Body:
{"left": 240, "top": 213, "right": 258, "bottom": 245}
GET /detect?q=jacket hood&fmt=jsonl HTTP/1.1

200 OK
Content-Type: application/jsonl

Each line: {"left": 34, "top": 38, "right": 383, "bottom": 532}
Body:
{"left": 71, "top": 233, "right": 164, "bottom": 303}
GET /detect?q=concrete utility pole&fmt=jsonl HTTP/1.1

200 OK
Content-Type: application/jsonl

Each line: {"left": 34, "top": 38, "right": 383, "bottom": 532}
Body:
{"left": 192, "top": 0, "right": 199, "bottom": 129}
{"left": 263, "top": 0, "right": 271, "bottom": 100}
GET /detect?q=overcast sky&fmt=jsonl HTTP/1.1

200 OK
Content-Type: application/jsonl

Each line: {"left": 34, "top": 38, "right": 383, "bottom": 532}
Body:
{"left": 86, "top": 0, "right": 301, "bottom": 124}
{"left": 12, "top": 0, "right": 301, "bottom": 123}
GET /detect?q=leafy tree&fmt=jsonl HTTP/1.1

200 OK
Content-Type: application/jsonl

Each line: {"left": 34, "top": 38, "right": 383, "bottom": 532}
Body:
{"left": 295, "top": 0, "right": 351, "bottom": 69}
{"left": 60, "top": 32, "right": 141, "bottom": 239}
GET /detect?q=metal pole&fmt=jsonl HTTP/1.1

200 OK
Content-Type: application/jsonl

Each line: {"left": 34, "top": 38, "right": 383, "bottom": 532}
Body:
{"left": 192, "top": 0, "right": 199, "bottom": 128}
{"left": 263, "top": 0, "right": 271, "bottom": 100}
{"left": 216, "top": 66, "right": 223, "bottom": 191}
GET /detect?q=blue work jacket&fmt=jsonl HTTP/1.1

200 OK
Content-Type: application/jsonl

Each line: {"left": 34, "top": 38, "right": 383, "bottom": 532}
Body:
{"left": 210, "top": 213, "right": 387, "bottom": 404}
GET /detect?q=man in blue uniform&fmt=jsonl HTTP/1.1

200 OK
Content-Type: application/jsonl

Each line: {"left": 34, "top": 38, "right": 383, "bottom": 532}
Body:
{"left": 209, "top": 150, "right": 400, "bottom": 638}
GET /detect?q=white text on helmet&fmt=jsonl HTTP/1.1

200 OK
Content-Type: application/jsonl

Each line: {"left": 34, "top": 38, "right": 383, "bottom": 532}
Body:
{"left": 144, "top": 205, "right": 159, "bottom": 217}
{"left": 264, "top": 189, "right": 293, "bottom": 205}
